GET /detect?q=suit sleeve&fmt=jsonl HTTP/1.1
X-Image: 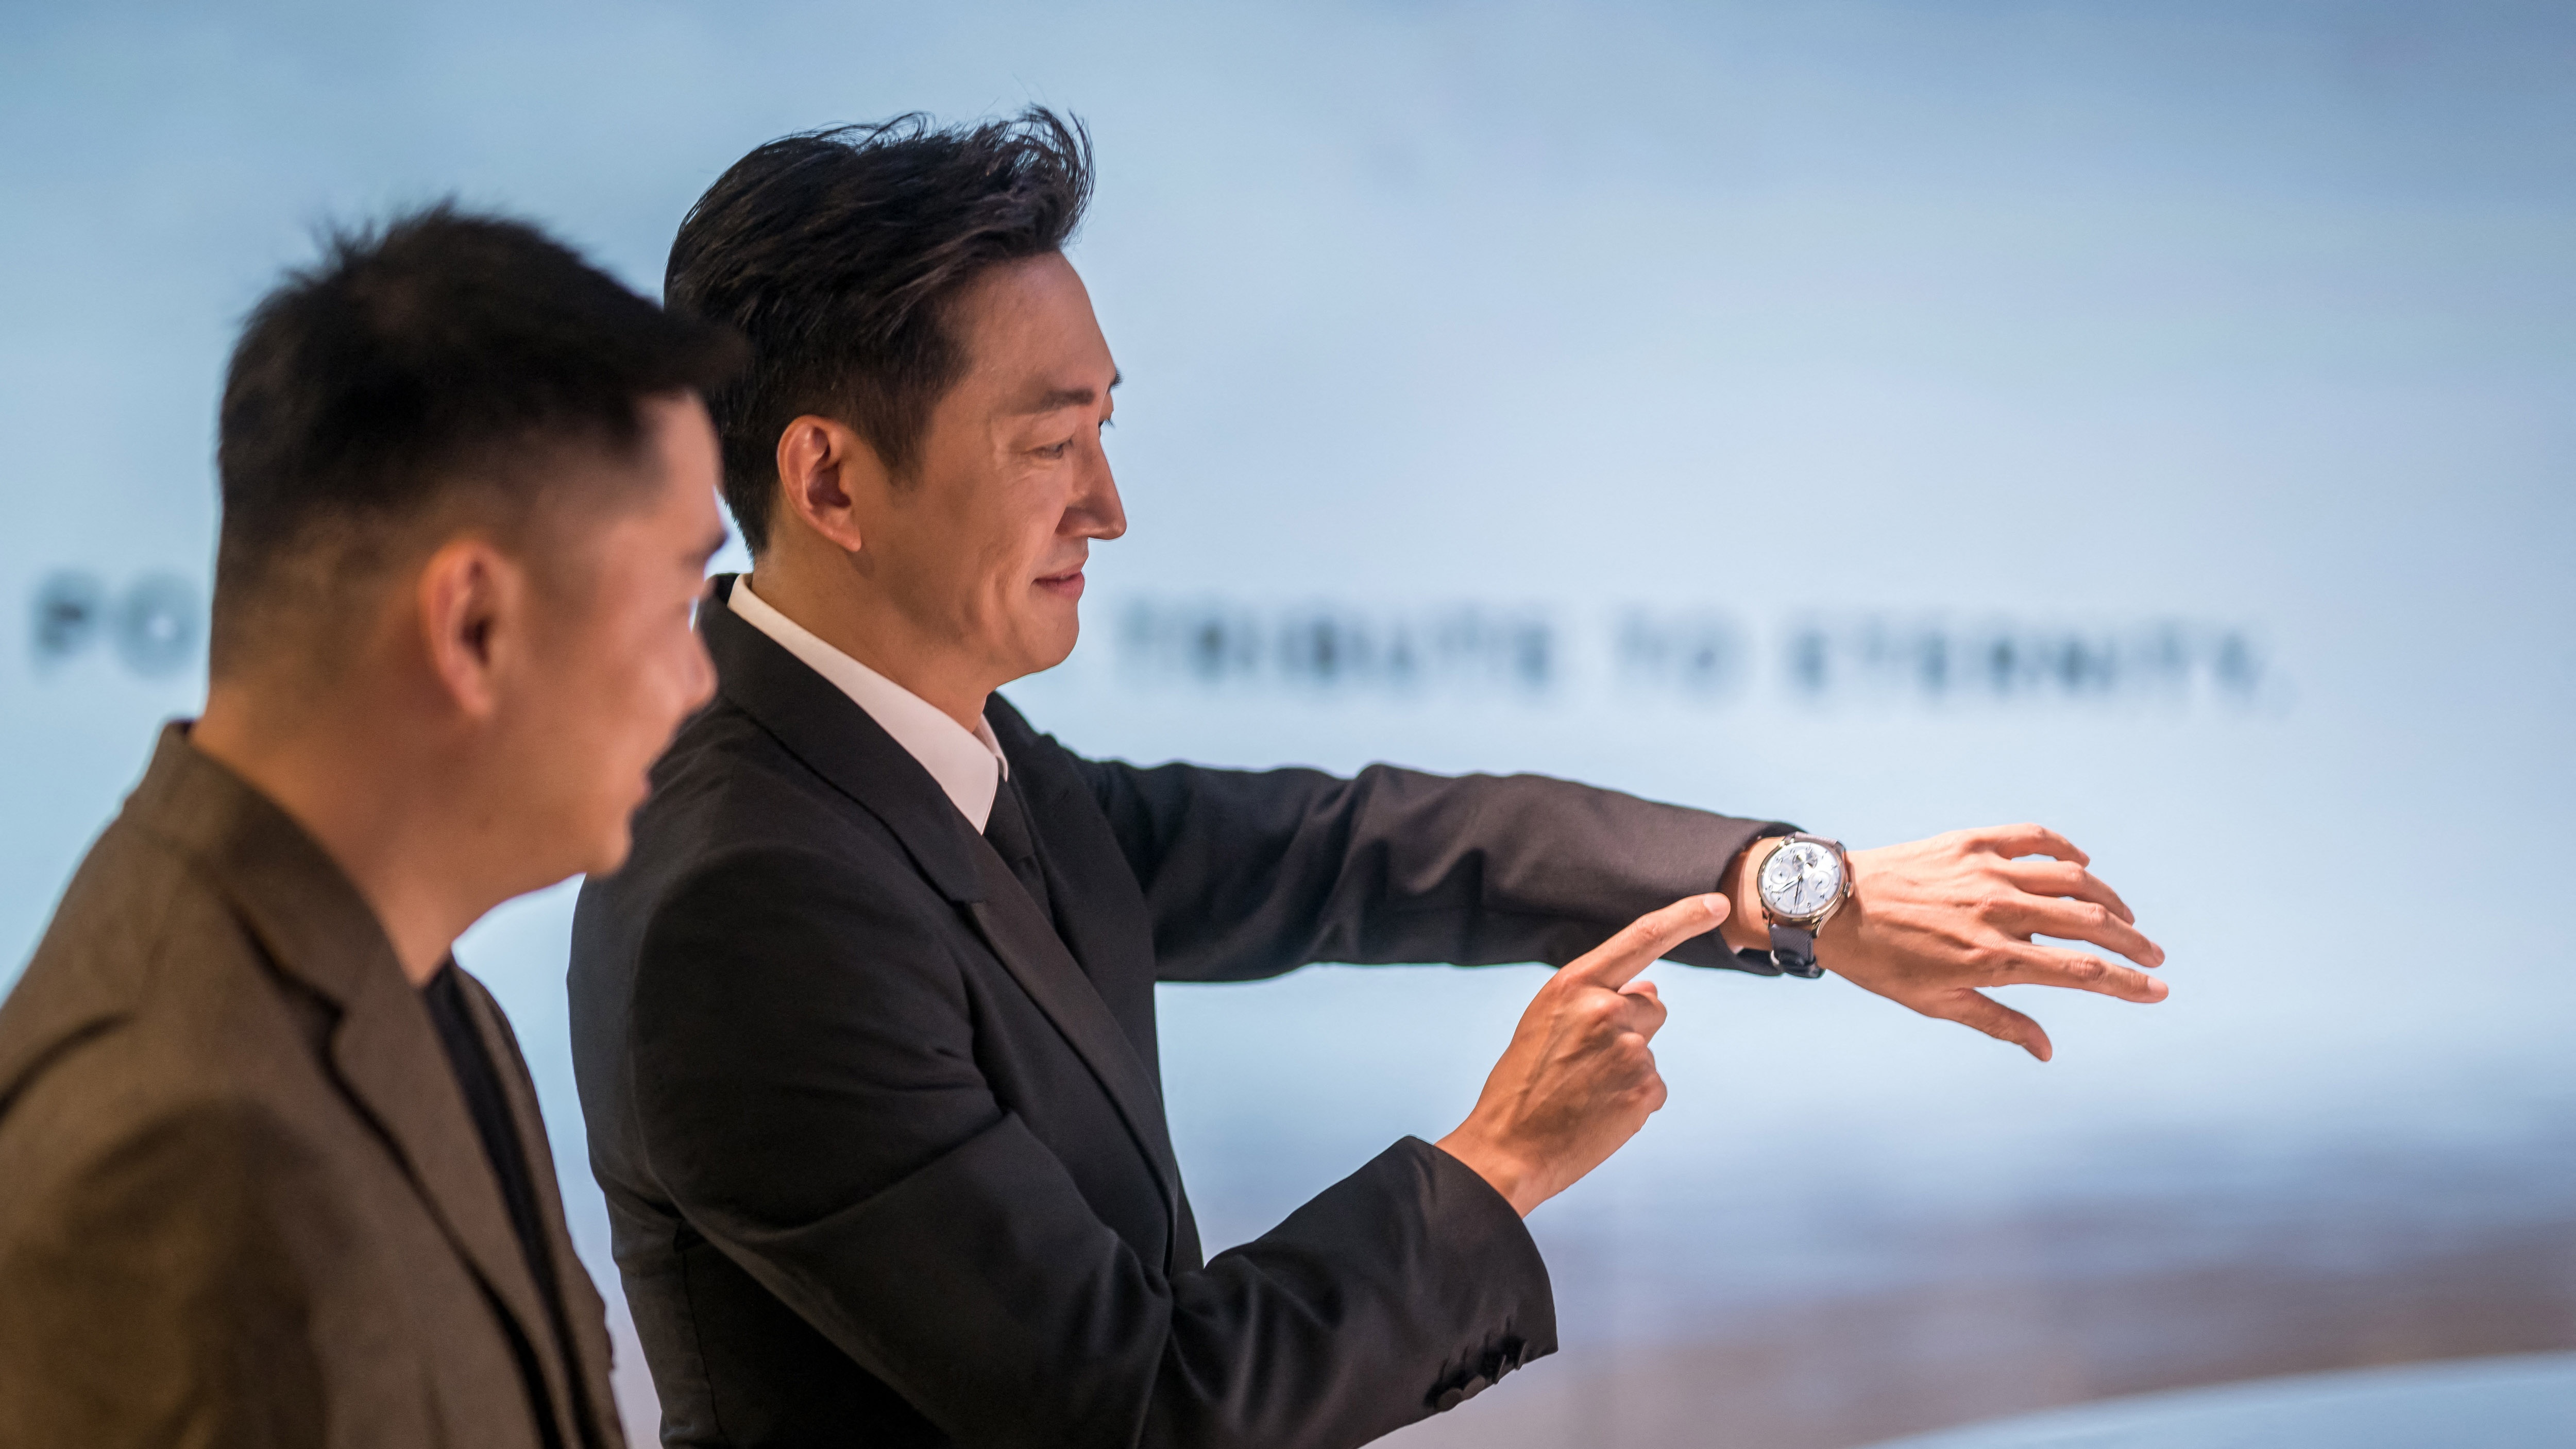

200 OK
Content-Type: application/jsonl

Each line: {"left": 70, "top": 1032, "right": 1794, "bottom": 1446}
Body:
{"left": 0, "top": 1080, "right": 330, "bottom": 1449}
{"left": 629, "top": 842, "right": 1553, "bottom": 1449}
{"left": 1061, "top": 752, "right": 1791, "bottom": 983}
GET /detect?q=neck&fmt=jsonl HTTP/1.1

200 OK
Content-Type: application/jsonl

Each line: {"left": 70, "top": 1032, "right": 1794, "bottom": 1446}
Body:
{"left": 744, "top": 558, "right": 997, "bottom": 732}
{"left": 192, "top": 686, "right": 493, "bottom": 988}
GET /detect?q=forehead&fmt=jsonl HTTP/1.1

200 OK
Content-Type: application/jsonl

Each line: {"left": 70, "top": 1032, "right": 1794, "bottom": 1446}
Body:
{"left": 947, "top": 253, "right": 1115, "bottom": 395}
{"left": 625, "top": 399, "right": 725, "bottom": 538}
{"left": 534, "top": 398, "right": 723, "bottom": 556}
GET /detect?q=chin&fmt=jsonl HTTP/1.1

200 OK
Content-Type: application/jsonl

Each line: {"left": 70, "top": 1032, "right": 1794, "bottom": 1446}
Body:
{"left": 1026, "top": 636, "right": 1080, "bottom": 677}
{"left": 1005, "top": 618, "right": 1081, "bottom": 680}
{"left": 1047, "top": 608, "right": 1084, "bottom": 659}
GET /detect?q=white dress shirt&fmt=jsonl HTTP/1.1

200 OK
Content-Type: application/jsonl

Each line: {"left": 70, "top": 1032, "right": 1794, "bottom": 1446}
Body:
{"left": 726, "top": 579, "right": 1010, "bottom": 831}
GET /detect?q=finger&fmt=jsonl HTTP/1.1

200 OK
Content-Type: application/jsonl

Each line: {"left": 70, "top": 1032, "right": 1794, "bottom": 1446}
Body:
{"left": 1560, "top": 894, "right": 1729, "bottom": 990}
{"left": 1996, "top": 943, "right": 2169, "bottom": 1003}
{"left": 1611, "top": 982, "right": 1670, "bottom": 1040}
{"left": 1993, "top": 894, "right": 2164, "bottom": 967}
{"left": 1924, "top": 989, "right": 2054, "bottom": 1062}
{"left": 1637, "top": 1060, "right": 1669, "bottom": 1115}
{"left": 1590, "top": 999, "right": 1671, "bottom": 1050}
{"left": 1973, "top": 822, "right": 2089, "bottom": 866}
{"left": 1998, "top": 857, "right": 2137, "bottom": 924}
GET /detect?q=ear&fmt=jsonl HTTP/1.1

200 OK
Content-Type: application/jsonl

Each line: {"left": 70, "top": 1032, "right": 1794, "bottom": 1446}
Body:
{"left": 774, "top": 415, "right": 886, "bottom": 555}
{"left": 414, "top": 536, "right": 529, "bottom": 723}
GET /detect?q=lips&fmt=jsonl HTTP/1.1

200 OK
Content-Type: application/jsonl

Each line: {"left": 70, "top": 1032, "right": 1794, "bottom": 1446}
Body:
{"left": 1036, "top": 569, "right": 1086, "bottom": 597}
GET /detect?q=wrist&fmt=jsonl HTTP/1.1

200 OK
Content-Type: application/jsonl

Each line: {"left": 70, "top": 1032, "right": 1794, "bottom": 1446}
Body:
{"left": 1717, "top": 836, "right": 1783, "bottom": 953}
{"left": 1433, "top": 1128, "right": 1542, "bottom": 1217}
{"left": 1809, "top": 845, "right": 1868, "bottom": 967}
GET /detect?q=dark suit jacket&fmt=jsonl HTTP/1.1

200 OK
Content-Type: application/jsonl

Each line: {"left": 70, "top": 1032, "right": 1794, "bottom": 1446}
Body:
{"left": 0, "top": 726, "right": 622, "bottom": 1449}
{"left": 569, "top": 577, "right": 1782, "bottom": 1449}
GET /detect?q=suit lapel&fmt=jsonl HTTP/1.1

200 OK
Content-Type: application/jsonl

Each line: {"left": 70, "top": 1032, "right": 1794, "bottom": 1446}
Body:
{"left": 324, "top": 971, "right": 586, "bottom": 1446}
{"left": 701, "top": 578, "right": 1185, "bottom": 1268}
{"left": 961, "top": 842, "right": 1184, "bottom": 1270}
{"left": 1000, "top": 729, "right": 1166, "bottom": 1069}
{"left": 127, "top": 728, "right": 584, "bottom": 1447}
{"left": 456, "top": 974, "right": 619, "bottom": 1448}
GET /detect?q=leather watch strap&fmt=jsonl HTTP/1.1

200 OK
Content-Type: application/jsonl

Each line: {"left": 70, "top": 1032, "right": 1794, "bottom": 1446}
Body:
{"left": 1768, "top": 922, "right": 1823, "bottom": 979}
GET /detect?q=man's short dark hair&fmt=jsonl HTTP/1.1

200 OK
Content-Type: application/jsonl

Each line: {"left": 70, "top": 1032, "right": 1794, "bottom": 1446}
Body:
{"left": 212, "top": 204, "right": 741, "bottom": 679}
{"left": 665, "top": 108, "right": 1093, "bottom": 553}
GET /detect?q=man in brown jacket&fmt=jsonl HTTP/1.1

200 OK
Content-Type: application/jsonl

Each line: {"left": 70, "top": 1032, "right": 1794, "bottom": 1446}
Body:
{"left": 0, "top": 207, "right": 738, "bottom": 1448}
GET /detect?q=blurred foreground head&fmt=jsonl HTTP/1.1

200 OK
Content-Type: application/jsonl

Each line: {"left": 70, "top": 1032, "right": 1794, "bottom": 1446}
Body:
{"left": 204, "top": 207, "right": 741, "bottom": 884}
{"left": 668, "top": 110, "right": 1125, "bottom": 702}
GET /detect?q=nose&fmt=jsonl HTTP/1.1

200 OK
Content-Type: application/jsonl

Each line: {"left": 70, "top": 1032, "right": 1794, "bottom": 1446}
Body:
{"left": 1071, "top": 438, "right": 1127, "bottom": 541}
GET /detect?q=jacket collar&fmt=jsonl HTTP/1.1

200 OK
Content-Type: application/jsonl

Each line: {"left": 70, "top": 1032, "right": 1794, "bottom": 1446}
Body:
{"left": 702, "top": 579, "right": 1186, "bottom": 1270}
{"left": 702, "top": 575, "right": 987, "bottom": 904}
{"left": 127, "top": 724, "right": 597, "bottom": 1448}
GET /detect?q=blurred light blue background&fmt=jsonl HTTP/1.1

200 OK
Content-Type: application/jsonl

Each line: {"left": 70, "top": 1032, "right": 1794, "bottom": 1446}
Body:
{"left": 4, "top": 3, "right": 2571, "bottom": 1445}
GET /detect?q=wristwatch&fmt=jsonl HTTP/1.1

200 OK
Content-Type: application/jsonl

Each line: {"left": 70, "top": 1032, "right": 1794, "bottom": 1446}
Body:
{"left": 1754, "top": 832, "right": 1854, "bottom": 979}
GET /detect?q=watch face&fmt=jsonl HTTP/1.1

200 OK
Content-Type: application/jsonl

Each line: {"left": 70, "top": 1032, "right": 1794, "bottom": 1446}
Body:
{"left": 1760, "top": 840, "right": 1844, "bottom": 920}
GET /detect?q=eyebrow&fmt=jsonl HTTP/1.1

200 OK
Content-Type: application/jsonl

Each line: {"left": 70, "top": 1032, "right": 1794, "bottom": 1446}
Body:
{"left": 1012, "top": 370, "right": 1122, "bottom": 416}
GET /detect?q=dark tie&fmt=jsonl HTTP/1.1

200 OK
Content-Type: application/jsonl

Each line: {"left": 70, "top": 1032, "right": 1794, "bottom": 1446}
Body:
{"left": 982, "top": 776, "right": 1055, "bottom": 922}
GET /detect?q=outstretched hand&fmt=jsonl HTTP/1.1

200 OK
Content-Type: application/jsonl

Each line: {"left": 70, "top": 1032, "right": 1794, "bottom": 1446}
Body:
{"left": 1803, "top": 824, "right": 2166, "bottom": 1061}
{"left": 1436, "top": 894, "right": 1726, "bottom": 1217}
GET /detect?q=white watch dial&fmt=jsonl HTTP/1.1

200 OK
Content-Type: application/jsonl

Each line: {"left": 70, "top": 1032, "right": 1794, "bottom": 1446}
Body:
{"left": 1759, "top": 840, "right": 1844, "bottom": 920}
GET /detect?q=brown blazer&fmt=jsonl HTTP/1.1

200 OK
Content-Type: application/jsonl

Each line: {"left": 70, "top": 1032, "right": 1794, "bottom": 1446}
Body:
{"left": 0, "top": 725, "right": 622, "bottom": 1449}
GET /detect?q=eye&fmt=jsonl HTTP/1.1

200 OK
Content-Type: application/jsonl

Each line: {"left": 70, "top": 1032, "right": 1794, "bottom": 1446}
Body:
{"left": 1035, "top": 438, "right": 1074, "bottom": 460}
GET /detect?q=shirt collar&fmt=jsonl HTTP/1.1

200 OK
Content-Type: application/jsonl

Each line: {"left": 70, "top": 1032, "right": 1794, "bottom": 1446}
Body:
{"left": 725, "top": 579, "right": 1007, "bottom": 831}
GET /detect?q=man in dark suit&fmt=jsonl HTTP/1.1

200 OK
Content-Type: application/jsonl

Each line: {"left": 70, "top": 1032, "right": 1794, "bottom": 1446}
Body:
{"left": 570, "top": 112, "right": 2167, "bottom": 1449}
{"left": 0, "top": 209, "right": 741, "bottom": 1448}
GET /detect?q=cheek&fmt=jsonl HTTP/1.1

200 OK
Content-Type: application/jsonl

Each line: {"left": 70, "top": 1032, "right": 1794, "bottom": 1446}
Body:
{"left": 997, "top": 479, "right": 1063, "bottom": 561}
{"left": 560, "top": 622, "right": 688, "bottom": 761}
{"left": 959, "top": 537, "right": 1027, "bottom": 621}
{"left": 1001, "top": 513, "right": 1065, "bottom": 597}
{"left": 623, "top": 628, "right": 698, "bottom": 733}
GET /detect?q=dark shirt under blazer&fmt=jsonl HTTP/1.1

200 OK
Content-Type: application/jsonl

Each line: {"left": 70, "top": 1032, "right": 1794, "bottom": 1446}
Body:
{"left": 0, "top": 726, "right": 622, "bottom": 1449}
{"left": 569, "top": 577, "right": 1781, "bottom": 1449}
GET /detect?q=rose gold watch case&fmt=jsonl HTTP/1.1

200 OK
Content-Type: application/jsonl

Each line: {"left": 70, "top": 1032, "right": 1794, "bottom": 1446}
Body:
{"left": 1757, "top": 832, "right": 1854, "bottom": 932}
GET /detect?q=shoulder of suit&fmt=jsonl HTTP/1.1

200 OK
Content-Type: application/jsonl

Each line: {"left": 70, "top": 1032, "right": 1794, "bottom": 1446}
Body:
{"left": 654, "top": 689, "right": 887, "bottom": 804}
{"left": 0, "top": 815, "right": 263, "bottom": 1101}
{"left": 635, "top": 693, "right": 939, "bottom": 861}
{"left": 601, "top": 776, "right": 942, "bottom": 945}
{"left": 0, "top": 831, "right": 333, "bottom": 1186}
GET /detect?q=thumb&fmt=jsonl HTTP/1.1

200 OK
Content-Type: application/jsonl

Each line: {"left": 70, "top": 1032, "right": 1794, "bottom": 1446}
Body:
{"left": 1561, "top": 894, "right": 1730, "bottom": 991}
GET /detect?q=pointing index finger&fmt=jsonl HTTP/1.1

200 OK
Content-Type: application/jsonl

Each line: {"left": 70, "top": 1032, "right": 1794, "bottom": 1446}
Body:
{"left": 1560, "top": 894, "right": 1730, "bottom": 991}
